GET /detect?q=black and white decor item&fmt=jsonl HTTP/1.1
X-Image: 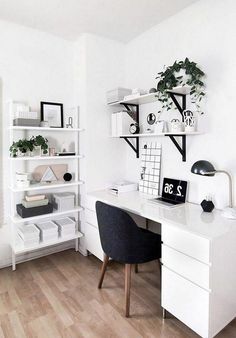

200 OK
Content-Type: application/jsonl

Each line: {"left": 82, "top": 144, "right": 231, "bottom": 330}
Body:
{"left": 40, "top": 102, "right": 64, "bottom": 128}
{"left": 139, "top": 141, "right": 161, "bottom": 196}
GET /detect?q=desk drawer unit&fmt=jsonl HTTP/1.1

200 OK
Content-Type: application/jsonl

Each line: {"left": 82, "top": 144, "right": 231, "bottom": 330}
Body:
{"left": 162, "top": 223, "right": 211, "bottom": 264}
{"left": 85, "top": 222, "right": 104, "bottom": 261}
{"left": 162, "top": 266, "right": 209, "bottom": 338}
{"left": 162, "top": 244, "right": 210, "bottom": 290}
{"left": 85, "top": 209, "right": 98, "bottom": 228}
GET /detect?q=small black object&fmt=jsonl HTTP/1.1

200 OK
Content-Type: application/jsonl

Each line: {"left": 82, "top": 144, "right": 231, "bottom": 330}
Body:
{"left": 201, "top": 199, "right": 215, "bottom": 212}
{"left": 147, "top": 113, "right": 156, "bottom": 125}
{"left": 55, "top": 152, "right": 76, "bottom": 156}
{"left": 129, "top": 123, "right": 140, "bottom": 134}
{"left": 63, "top": 173, "right": 72, "bottom": 182}
{"left": 149, "top": 88, "right": 157, "bottom": 93}
{"left": 16, "top": 203, "right": 53, "bottom": 218}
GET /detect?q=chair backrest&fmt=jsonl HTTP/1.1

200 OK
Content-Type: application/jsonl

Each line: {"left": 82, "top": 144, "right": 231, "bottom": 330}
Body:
{"left": 95, "top": 201, "right": 141, "bottom": 262}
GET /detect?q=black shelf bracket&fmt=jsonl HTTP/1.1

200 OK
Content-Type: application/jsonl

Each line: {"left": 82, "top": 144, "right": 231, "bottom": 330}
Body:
{"left": 121, "top": 136, "right": 139, "bottom": 158}
{"left": 166, "top": 134, "right": 186, "bottom": 162}
{"left": 119, "top": 102, "right": 140, "bottom": 158}
{"left": 166, "top": 91, "right": 187, "bottom": 162}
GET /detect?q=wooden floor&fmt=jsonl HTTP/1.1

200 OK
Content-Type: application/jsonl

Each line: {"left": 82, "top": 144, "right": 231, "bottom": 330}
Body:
{"left": 0, "top": 251, "right": 235, "bottom": 338}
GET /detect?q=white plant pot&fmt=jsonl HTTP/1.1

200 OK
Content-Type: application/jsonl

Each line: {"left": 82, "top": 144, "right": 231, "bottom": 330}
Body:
{"left": 33, "top": 146, "right": 41, "bottom": 157}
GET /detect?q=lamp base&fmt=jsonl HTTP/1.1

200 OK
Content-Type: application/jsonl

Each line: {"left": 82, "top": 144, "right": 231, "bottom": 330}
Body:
{"left": 221, "top": 207, "right": 236, "bottom": 220}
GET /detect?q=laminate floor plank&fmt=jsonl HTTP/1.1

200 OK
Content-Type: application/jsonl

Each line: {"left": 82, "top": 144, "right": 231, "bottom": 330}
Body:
{"left": 0, "top": 250, "right": 235, "bottom": 338}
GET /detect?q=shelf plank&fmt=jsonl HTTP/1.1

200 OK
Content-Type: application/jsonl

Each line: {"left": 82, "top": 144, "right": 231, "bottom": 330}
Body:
{"left": 108, "top": 92, "right": 158, "bottom": 106}
{"left": 9, "top": 180, "right": 84, "bottom": 192}
{"left": 111, "top": 131, "right": 202, "bottom": 138}
{"left": 107, "top": 86, "right": 192, "bottom": 106}
{"left": 9, "top": 126, "right": 84, "bottom": 132}
{"left": 12, "top": 231, "right": 83, "bottom": 254}
{"left": 9, "top": 155, "right": 84, "bottom": 161}
{"left": 11, "top": 206, "right": 83, "bottom": 224}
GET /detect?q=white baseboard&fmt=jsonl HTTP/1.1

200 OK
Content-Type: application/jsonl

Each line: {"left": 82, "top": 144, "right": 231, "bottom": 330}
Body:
{"left": 0, "top": 240, "right": 87, "bottom": 270}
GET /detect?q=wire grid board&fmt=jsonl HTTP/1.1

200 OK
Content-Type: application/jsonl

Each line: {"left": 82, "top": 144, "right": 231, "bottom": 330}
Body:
{"left": 139, "top": 141, "right": 161, "bottom": 196}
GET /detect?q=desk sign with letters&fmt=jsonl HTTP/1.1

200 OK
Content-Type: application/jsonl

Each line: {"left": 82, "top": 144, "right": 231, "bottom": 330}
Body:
{"left": 151, "top": 178, "right": 188, "bottom": 207}
{"left": 162, "top": 178, "right": 188, "bottom": 204}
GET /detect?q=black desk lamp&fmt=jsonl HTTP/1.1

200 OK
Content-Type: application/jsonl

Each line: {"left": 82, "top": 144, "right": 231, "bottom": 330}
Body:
{"left": 191, "top": 160, "right": 236, "bottom": 219}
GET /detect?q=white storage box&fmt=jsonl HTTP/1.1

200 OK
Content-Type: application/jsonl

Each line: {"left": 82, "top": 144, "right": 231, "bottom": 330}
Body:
{"left": 52, "top": 192, "right": 75, "bottom": 211}
{"left": 18, "top": 224, "right": 40, "bottom": 247}
{"left": 107, "top": 87, "right": 132, "bottom": 104}
{"left": 112, "top": 111, "right": 134, "bottom": 136}
{"left": 109, "top": 181, "right": 138, "bottom": 195}
{"left": 36, "top": 221, "right": 58, "bottom": 242}
{"left": 54, "top": 217, "right": 76, "bottom": 237}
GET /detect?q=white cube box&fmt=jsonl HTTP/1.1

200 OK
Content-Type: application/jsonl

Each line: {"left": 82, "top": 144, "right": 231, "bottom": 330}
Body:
{"left": 54, "top": 217, "right": 76, "bottom": 237}
{"left": 106, "top": 87, "right": 132, "bottom": 104}
{"left": 18, "top": 224, "right": 40, "bottom": 242}
{"left": 36, "top": 221, "right": 58, "bottom": 242}
{"left": 52, "top": 192, "right": 75, "bottom": 211}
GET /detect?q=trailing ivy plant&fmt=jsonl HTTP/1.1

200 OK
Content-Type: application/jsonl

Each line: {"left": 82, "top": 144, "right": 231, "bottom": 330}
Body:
{"left": 9, "top": 135, "right": 48, "bottom": 157}
{"left": 30, "top": 135, "right": 48, "bottom": 154}
{"left": 9, "top": 139, "right": 34, "bottom": 157}
{"left": 156, "top": 58, "right": 205, "bottom": 114}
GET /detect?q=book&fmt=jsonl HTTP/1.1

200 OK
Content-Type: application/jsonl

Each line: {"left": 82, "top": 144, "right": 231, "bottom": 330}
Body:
{"left": 22, "top": 198, "right": 49, "bottom": 209}
{"left": 25, "top": 194, "right": 46, "bottom": 202}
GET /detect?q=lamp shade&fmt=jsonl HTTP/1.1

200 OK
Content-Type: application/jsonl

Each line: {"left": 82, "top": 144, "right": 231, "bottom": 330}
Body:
{"left": 191, "top": 160, "right": 216, "bottom": 176}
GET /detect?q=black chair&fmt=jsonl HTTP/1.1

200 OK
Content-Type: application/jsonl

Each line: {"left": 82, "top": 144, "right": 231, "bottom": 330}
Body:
{"left": 95, "top": 201, "right": 162, "bottom": 317}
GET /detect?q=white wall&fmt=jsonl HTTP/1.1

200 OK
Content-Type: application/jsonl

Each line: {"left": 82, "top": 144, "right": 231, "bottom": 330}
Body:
{"left": 124, "top": 0, "right": 236, "bottom": 209}
{"left": 0, "top": 20, "right": 75, "bottom": 267}
{"left": 74, "top": 34, "right": 127, "bottom": 193}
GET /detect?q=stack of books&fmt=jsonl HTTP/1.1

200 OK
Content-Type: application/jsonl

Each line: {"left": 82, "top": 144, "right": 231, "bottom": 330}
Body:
{"left": 54, "top": 217, "right": 76, "bottom": 238}
{"left": 18, "top": 224, "right": 40, "bottom": 247}
{"left": 36, "top": 221, "right": 59, "bottom": 243}
{"left": 17, "top": 194, "right": 53, "bottom": 218}
{"left": 23, "top": 194, "right": 48, "bottom": 208}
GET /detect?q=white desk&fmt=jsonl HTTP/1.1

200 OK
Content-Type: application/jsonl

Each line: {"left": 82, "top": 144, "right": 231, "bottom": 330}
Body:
{"left": 85, "top": 190, "right": 236, "bottom": 338}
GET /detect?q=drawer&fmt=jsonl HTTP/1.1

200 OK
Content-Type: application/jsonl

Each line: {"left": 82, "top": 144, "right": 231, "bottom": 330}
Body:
{"left": 162, "top": 244, "right": 210, "bottom": 290}
{"left": 85, "top": 209, "right": 98, "bottom": 228}
{"left": 85, "top": 222, "right": 104, "bottom": 261}
{"left": 162, "top": 266, "right": 209, "bottom": 338}
{"left": 162, "top": 223, "right": 210, "bottom": 264}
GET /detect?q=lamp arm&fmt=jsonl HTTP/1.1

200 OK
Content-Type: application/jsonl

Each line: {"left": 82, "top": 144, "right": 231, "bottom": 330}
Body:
{"left": 215, "top": 170, "right": 233, "bottom": 208}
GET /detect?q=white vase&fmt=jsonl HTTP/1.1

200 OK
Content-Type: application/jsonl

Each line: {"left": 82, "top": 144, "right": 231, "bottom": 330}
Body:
{"left": 33, "top": 146, "right": 41, "bottom": 157}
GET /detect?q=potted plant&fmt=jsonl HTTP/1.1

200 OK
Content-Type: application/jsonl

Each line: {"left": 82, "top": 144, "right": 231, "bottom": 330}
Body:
{"left": 9, "top": 139, "right": 34, "bottom": 157}
{"left": 9, "top": 135, "right": 48, "bottom": 157}
{"left": 156, "top": 58, "right": 205, "bottom": 114}
{"left": 30, "top": 135, "right": 48, "bottom": 156}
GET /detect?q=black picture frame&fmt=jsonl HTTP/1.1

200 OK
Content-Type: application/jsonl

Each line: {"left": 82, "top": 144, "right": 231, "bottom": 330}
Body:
{"left": 40, "top": 102, "right": 64, "bottom": 128}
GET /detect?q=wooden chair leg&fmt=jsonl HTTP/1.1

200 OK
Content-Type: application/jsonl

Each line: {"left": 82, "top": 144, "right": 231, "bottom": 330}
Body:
{"left": 135, "top": 264, "right": 138, "bottom": 273}
{"left": 98, "top": 254, "right": 109, "bottom": 289}
{"left": 125, "top": 264, "right": 132, "bottom": 317}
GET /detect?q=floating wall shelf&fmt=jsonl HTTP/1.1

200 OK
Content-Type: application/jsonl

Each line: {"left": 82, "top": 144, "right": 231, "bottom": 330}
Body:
{"left": 109, "top": 88, "right": 201, "bottom": 161}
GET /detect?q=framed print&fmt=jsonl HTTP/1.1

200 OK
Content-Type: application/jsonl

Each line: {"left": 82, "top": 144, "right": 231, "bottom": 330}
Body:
{"left": 41, "top": 102, "right": 64, "bottom": 128}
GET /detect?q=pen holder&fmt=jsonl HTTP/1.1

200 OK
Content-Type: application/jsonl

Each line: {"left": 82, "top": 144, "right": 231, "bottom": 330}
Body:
{"left": 201, "top": 199, "right": 215, "bottom": 212}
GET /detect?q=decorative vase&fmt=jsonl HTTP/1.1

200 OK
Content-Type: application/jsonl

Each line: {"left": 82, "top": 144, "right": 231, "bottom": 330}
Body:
{"left": 183, "top": 110, "right": 196, "bottom": 132}
{"left": 33, "top": 146, "right": 41, "bottom": 157}
{"left": 170, "top": 119, "right": 183, "bottom": 133}
{"left": 154, "top": 120, "right": 165, "bottom": 134}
